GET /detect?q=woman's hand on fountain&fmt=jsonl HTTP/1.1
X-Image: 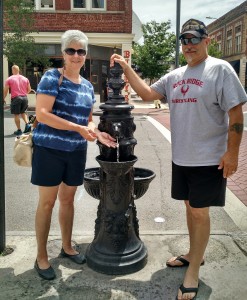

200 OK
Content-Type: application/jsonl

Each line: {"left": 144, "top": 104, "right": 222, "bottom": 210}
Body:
{"left": 79, "top": 126, "right": 97, "bottom": 142}
{"left": 97, "top": 132, "right": 117, "bottom": 148}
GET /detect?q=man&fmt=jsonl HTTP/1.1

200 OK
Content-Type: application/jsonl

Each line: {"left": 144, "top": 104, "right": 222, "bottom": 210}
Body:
{"left": 4, "top": 65, "right": 32, "bottom": 135}
{"left": 111, "top": 19, "right": 246, "bottom": 300}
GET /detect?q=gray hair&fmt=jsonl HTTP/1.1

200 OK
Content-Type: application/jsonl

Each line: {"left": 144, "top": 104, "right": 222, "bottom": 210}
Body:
{"left": 61, "top": 30, "right": 88, "bottom": 52}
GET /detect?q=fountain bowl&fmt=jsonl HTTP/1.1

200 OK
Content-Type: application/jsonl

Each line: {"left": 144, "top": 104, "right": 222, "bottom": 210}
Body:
{"left": 84, "top": 167, "right": 155, "bottom": 200}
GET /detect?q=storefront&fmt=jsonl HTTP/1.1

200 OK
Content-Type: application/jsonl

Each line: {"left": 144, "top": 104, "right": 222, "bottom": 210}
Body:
{"left": 23, "top": 44, "right": 120, "bottom": 101}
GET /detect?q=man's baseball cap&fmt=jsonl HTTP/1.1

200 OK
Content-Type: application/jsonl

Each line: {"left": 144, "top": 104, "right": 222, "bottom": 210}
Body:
{"left": 179, "top": 19, "right": 208, "bottom": 39}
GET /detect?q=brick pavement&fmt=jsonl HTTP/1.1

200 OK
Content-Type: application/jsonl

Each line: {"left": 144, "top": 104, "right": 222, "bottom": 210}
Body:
{"left": 131, "top": 100, "right": 247, "bottom": 207}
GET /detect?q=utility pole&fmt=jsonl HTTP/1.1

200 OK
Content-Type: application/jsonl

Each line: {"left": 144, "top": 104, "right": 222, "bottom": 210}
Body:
{"left": 0, "top": 0, "right": 6, "bottom": 253}
{"left": 175, "top": 0, "right": 181, "bottom": 68}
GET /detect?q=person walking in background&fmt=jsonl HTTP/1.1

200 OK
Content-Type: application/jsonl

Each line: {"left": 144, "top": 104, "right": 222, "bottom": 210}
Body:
{"left": 32, "top": 30, "right": 116, "bottom": 281}
{"left": 111, "top": 19, "right": 246, "bottom": 300}
{"left": 4, "top": 65, "right": 32, "bottom": 135}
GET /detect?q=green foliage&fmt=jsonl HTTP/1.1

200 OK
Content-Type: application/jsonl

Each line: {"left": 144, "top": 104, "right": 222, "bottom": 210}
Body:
{"left": 3, "top": 0, "right": 51, "bottom": 72}
{"left": 179, "top": 52, "right": 187, "bottom": 67}
{"left": 132, "top": 20, "right": 176, "bottom": 83}
{"left": 4, "top": 0, "right": 35, "bottom": 33}
{"left": 208, "top": 39, "right": 222, "bottom": 58}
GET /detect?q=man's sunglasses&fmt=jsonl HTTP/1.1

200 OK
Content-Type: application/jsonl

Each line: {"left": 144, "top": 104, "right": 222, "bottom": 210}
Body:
{"left": 180, "top": 37, "right": 204, "bottom": 45}
{"left": 64, "top": 48, "right": 87, "bottom": 56}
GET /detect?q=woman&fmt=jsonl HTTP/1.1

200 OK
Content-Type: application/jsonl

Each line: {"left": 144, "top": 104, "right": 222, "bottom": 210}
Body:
{"left": 32, "top": 30, "right": 116, "bottom": 280}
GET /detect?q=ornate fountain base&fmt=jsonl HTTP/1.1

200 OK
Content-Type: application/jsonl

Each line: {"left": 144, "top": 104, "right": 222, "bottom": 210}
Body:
{"left": 85, "top": 155, "right": 153, "bottom": 275}
{"left": 86, "top": 239, "right": 147, "bottom": 275}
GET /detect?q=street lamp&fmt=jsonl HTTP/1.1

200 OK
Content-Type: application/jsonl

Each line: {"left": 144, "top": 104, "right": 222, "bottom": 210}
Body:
{"left": 206, "top": 16, "right": 218, "bottom": 20}
{"left": 175, "top": 0, "right": 181, "bottom": 68}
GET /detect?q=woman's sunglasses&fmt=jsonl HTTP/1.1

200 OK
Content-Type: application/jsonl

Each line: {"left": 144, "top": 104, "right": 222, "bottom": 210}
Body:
{"left": 64, "top": 48, "right": 87, "bottom": 56}
{"left": 180, "top": 37, "right": 204, "bottom": 45}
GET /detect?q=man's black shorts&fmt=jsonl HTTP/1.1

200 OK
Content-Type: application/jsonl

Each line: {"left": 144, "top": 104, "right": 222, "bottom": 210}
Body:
{"left": 10, "top": 96, "right": 28, "bottom": 114}
{"left": 171, "top": 162, "right": 227, "bottom": 208}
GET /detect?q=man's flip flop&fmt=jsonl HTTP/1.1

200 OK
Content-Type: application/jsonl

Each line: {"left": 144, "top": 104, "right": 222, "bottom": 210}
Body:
{"left": 166, "top": 255, "right": 205, "bottom": 268}
{"left": 176, "top": 283, "right": 198, "bottom": 300}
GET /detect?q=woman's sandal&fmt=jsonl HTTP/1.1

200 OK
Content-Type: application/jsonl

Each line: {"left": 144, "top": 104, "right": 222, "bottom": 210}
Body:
{"left": 176, "top": 283, "right": 198, "bottom": 300}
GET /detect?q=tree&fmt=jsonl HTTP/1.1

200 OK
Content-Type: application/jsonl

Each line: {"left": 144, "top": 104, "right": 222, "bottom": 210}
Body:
{"left": 132, "top": 20, "right": 176, "bottom": 84}
{"left": 208, "top": 39, "right": 222, "bottom": 58}
{"left": 3, "top": 0, "right": 50, "bottom": 73}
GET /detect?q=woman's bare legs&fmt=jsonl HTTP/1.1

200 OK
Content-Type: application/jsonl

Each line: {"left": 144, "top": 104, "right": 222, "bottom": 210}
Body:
{"left": 35, "top": 185, "right": 59, "bottom": 269}
{"left": 58, "top": 182, "right": 78, "bottom": 255}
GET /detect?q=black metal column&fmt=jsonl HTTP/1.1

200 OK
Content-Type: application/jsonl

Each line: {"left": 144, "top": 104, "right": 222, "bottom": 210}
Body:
{"left": 0, "top": 0, "right": 6, "bottom": 252}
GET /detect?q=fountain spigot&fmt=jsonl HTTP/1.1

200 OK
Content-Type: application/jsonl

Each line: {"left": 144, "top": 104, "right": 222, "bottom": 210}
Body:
{"left": 112, "top": 122, "right": 122, "bottom": 138}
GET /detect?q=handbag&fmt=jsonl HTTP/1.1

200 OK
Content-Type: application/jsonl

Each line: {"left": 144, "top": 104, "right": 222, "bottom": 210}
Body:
{"left": 13, "top": 68, "right": 64, "bottom": 167}
{"left": 13, "top": 133, "right": 33, "bottom": 167}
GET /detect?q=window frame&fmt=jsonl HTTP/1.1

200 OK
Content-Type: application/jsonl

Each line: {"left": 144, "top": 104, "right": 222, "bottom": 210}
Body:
{"left": 71, "top": 0, "right": 106, "bottom": 11}
{"left": 235, "top": 34, "right": 241, "bottom": 53}
{"left": 226, "top": 29, "right": 232, "bottom": 55}
{"left": 235, "top": 25, "right": 242, "bottom": 53}
{"left": 35, "top": 0, "right": 55, "bottom": 10}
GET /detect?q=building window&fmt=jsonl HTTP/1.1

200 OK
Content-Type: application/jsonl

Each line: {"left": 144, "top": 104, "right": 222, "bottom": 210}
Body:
{"left": 92, "top": 0, "right": 104, "bottom": 8}
{"left": 226, "top": 30, "right": 232, "bottom": 55}
{"left": 73, "top": 0, "right": 85, "bottom": 8}
{"left": 235, "top": 25, "right": 241, "bottom": 34}
{"left": 34, "top": 0, "right": 55, "bottom": 10}
{"left": 217, "top": 41, "right": 221, "bottom": 52}
{"left": 216, "top": 34, "right": 221, "bottom": 52}
{"left": 226, "top": 38, "right": 232, "bottom": 55}
{"left": 37, "top": 44, "right": 62, "bottom": 56}
{"left": 235, "top": 34, "right": 241, "bottom": 53}
{"left": 235, "top": 25, "right": 241, "bottom": 53}
{"left": 72, "top": 0, "right": 106, "bottom": 10}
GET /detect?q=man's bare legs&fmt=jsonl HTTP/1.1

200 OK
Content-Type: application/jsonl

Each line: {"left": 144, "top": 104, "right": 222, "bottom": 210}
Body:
{"left": 177, "top": 201, "right": 210, "bottom": 299}
{"left": 21, "top": 112, "right": 29, "bottom": 124}
{"left": 14, "top": 114, "right": 21, "bottom": 130}
{"left": 58, "top": 182, "right": 78, "bottom": 255}
{"left": 35, "top": 185, "right": 59, "bottom": 269}
{"left": 14, "top": 113, "right": 29, "bottom": 130}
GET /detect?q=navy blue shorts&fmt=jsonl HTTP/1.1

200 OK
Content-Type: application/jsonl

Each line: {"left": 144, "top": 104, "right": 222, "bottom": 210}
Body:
{"left": 171, "top": 162, "right": 227, "bottom": 208}
{"left": 10, "top": 96, "right": 28, "bottom": 114}
{"left": 31, "top": 145, "right": 87, "bottom": 187}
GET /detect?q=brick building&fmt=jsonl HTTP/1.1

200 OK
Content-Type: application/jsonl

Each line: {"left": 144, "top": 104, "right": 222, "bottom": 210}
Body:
{"left": 207, "top": 1, "right": 247, "bottom": 88}
{"left": 3, "top": 0, "right": 141, "bottom": 102}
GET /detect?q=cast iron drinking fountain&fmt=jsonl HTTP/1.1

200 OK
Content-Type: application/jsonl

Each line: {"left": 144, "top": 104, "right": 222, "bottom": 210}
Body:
{"left": 84, "top": 62, "right": 155, "bottom": 275}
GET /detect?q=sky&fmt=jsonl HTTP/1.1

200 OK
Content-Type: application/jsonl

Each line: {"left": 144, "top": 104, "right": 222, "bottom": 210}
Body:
{"left": 132, "top": 0, "right": 245, "bottom": 34}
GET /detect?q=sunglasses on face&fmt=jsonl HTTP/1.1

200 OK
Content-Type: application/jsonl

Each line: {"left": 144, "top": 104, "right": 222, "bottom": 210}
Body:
{"left": 180, "top": 37, "right": 204, "bottom": 45}
{"left": 64, "top": 48, "right": 87, "bottom": 56}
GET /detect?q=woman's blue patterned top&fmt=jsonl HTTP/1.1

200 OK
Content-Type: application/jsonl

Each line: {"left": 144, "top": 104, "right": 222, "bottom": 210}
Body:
{"left": 33, "top": 68, "right": 96, "bottom": 151}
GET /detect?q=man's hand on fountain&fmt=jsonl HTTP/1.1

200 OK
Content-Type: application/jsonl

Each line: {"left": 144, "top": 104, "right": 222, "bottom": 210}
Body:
{"left": 97, "top": 132, "right": 117, "bottom": 148}
{"left": 110, "top": 54, "right": 128, "bottom": 71}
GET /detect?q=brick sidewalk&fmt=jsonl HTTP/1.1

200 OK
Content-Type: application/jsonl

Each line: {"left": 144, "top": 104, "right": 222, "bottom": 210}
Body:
{"left": 131, "top": 103, "right": 247, "bottom": 207}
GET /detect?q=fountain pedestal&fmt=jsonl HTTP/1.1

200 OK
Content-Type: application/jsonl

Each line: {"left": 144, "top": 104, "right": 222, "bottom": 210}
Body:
{"left": 84, "top": 63, "right": 155, "bottom": 274}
